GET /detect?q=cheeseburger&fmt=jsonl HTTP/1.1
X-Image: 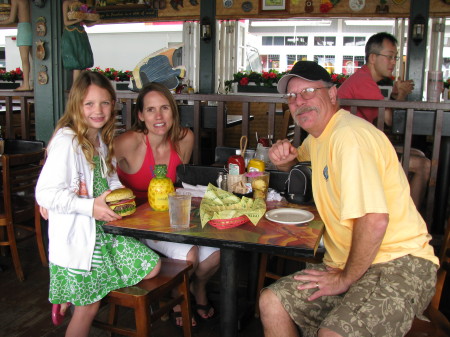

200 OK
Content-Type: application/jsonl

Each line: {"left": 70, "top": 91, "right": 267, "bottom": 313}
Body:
{"left": 106, "top": 188, "right": 136, "bottom": 216}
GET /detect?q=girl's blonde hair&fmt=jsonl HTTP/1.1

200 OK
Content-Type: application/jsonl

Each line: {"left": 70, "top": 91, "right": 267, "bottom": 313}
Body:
{"left": 132, "top": 82, "right": 188, "bottom": 154}
{"left": 53, "top": 71, "right": 117, "bottom": 174}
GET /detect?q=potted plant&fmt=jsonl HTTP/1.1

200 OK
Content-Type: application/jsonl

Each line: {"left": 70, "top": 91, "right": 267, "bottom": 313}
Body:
{"left": 0, "top": 68, "right": 23, "bottom": 89}
{"left": 225, "top": 69, "right": 287, "bottom": 93}
{"left": 330, "top": 72, "right": 349, "bottom": 88}
{"left": 443, "top": 78, "right": 450, "bottom": 101}
{"left": 86, "top": 67, "right": 133, "bottom": 90}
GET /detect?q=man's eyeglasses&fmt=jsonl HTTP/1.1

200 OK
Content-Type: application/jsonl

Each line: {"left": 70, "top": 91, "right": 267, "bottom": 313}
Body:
{"left": 375, "top": 53, "right": 400, "bottom": 62}
{"left": 284, "top": 87, "right": 330, "bottom": 102}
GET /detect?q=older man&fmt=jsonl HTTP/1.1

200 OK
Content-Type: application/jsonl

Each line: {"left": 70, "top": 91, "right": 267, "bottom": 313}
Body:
{"left": 260, "top": 61, "right": 438, "bottom": 337}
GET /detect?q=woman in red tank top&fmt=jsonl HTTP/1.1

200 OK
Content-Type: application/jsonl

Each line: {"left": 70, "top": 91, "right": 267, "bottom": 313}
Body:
{"left": 114, "top": 83, "right": 220, "bottom": 327}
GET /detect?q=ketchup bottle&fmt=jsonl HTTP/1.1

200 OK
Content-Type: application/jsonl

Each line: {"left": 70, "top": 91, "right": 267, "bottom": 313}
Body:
{"left": 227, "top": 155, "right": 245, "bottom": 175}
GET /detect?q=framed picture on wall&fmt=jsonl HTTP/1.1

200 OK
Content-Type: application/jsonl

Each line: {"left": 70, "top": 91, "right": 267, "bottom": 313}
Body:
{"left": 260, "top": 0, "right": 288, "bottom": 11}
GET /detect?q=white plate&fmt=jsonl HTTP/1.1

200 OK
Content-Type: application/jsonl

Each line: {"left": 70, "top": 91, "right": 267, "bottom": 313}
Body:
{"left": 265, "top": 208, "right": 314, "bottom": 225}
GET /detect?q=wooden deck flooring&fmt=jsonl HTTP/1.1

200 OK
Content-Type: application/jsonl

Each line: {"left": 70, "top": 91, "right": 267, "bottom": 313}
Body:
{"left": 0, "top": 236, "right": 263, "bottom": 337}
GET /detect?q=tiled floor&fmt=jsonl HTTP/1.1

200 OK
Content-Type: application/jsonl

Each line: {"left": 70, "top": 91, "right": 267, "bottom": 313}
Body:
{"left": 0, "top": 236, "right": 264, "bottom": 337}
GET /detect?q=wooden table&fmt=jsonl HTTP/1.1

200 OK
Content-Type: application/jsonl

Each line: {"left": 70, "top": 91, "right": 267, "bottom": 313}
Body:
{"left": 104, "top": 198, "right": 324, "bottom": 337}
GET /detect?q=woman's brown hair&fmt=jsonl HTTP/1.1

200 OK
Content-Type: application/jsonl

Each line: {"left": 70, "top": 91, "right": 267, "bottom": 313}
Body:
{"left": 53, "top": 70, "right": 117, "bottom": 174}
{"left": 132, "top": 82, "right": 188, "bottom": 154}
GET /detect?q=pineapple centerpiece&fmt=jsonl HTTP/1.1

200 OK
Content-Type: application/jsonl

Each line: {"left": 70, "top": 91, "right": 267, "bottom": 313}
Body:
{"left": 148, "top": 164, "right": 175, "bottom": 211}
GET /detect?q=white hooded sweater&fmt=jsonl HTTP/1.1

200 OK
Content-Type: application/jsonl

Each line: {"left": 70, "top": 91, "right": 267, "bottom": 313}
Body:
{"left": 36, "top": 128, "right": 122, "bottom": 270}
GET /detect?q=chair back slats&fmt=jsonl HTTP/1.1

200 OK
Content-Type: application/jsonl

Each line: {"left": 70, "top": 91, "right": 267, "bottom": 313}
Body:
{"left": 0, "top": 148, "right": 47, "bottom": 281}
{"left": 2, "top": 151, "right": 45, "bottom": 222}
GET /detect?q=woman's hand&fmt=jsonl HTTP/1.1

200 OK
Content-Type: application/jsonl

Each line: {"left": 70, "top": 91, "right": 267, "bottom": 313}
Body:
{"left": 93, "top": 190, "right": 122, "bottom": 222}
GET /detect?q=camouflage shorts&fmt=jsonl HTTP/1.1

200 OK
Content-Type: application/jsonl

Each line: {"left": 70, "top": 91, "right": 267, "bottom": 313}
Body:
{"left": 267, "top": 255, "right": 437, "bottom": 337}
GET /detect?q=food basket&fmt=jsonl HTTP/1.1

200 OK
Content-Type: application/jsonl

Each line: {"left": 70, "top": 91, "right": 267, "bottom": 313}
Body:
{"left": 208, "top": 215, "right": 249, "bottom": 230}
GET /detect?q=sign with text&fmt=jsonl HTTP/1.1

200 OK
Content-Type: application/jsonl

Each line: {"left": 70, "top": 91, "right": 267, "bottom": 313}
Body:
{"left": 97, "top": 6, "right": 158, "bottom": 20}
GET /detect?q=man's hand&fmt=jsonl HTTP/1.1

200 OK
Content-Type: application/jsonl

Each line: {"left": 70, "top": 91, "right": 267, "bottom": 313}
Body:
{"left": 93, "top": 190, "right": 122, "bottom": 222}
{"left": 268, "top": 139, "right": 298, "bottom": 172}
{"left": 294, "top": 267, "right": 351, "bottom": 301}
{"left": 392, "top": 79, "right": 414, "bottom": 100}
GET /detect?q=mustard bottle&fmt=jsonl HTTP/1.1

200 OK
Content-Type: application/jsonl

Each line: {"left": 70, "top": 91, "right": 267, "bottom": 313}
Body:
{"left": 247, "top": 158, "right": 265, "bottom": 172}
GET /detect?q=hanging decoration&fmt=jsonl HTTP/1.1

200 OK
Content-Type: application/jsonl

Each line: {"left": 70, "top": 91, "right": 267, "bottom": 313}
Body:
{"left": 38, "top": 65, "right": 48, "bottom": 85}
{"left": 375, "top": 0, "right": 388, "bottom": 14}
{"left": 242, "top": 1, "right": 253, "bottom": 12}
{"left": 305, "top": 0, "right": 313, "bottom": 13}
{"left": 36, "top": 40, "right": 46, "bottom": 60}
{"left": 170, "top": 0, "right": 181, "bottom": 10}
{"left": 349, "top": 0, "right": 365, "bottom": 12}
{"left": 36, "top": 16, "right": 47, "bottom": 37}
{"left": 320, "top": 0, "right": 340, "bottom": 13}
{"left": 223, "top": 0, "right": 233, "bottom": 8}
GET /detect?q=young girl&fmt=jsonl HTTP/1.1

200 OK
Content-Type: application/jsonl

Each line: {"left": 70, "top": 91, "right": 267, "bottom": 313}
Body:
{"left": 36, "top": 71, "right": 161, "bottom": 337}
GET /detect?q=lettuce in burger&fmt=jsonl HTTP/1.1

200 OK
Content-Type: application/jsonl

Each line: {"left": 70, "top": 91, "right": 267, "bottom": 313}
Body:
{"left": 106, "top": 188, "right": 136, "bottom": 216}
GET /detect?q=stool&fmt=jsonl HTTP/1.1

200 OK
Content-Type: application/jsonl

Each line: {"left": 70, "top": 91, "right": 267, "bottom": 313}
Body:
{"left": 93, "top": 257, "right": 193, "bottom": 337}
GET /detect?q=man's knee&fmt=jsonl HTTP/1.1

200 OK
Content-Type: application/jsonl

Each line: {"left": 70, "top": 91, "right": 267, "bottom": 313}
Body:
{"left": 259, "top": 289, "right": 283, "bottom": 319}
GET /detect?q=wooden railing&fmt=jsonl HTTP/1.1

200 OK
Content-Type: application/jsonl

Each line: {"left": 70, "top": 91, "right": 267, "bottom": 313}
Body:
{"left": 3, "top": 89, "right": 444, "bottom": 232}
{"left": 0, "top": 90, "right": 35, "bottom": 140}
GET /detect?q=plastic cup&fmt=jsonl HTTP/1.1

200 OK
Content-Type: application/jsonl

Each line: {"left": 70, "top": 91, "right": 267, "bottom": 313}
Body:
{"left": 168, "top": 192, "right": 191, "bottom": 229}
{"left": 255, "top": 144, "right": 270, "bottom": 164}
{"left": 248, "top": 171, "right": 270, "bottom": 200}
{"left": 243, "top": 149, "right": 255, "bottom": 167}
{"left": 427, "top": 71, "right": 443, "bottom": 102}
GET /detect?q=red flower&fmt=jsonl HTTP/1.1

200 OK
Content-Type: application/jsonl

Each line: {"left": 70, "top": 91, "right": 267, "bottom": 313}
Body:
{"left": 320, "top": 3, "right": 333, "bottom": 13}
{"left": 239, "top": 77, "right": 249, "bottom": 86}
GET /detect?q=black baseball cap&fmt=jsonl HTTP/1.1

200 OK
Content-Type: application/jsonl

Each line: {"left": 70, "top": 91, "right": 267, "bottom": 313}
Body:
{"left": 277, "top": 61, "right": 332, "bottom": 94}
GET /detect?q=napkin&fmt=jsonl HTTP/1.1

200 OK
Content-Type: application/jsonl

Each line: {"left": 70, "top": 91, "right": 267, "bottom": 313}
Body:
{"left": 176, "top": 182, "right": 208, "bottom": 198}
{"left": 200, "top": 183, "right": 266, "bottom": 228}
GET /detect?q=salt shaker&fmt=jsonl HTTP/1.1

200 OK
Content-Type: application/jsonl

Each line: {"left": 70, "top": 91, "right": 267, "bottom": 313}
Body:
{"left": 216, "top": 171, "right": 224, "bottom": 188}
{"left": 221, "top": 174, "right": 228, "bottom": 191}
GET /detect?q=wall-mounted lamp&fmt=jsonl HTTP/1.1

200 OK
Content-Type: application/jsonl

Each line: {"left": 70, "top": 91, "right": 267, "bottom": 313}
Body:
{"left": 412, "top": 14, "right": 426, "bottom": 45}
{"left": 201, "top": 17, "right": 212, "bottom": 42}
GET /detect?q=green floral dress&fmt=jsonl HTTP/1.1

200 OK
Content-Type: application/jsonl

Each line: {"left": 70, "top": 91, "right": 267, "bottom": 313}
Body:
{"left": 48, "top": 157, "right": 159, "bottom": 306}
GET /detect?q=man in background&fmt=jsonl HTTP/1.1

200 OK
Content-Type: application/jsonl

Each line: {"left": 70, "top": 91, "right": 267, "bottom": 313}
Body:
{"left": 337, "top": 32, "right": 430, "bottom": 209}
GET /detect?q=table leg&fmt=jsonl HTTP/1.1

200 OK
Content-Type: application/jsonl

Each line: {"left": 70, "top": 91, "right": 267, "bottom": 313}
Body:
{"left": 220, "top": 248, "right": 237, "bottom": 337}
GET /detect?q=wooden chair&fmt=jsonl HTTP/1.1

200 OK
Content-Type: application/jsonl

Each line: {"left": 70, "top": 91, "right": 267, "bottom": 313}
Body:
{"left": 255, "top": 252, "right": 324, "bottom": 317}
{"left": 0, "top": 150, "right": 47, "bottom": 281}
{"left": 93, "top": 257, "right": 193, "bottom": 337}
{"left": 405, "top": 218, "right": 450, "bottom": 337}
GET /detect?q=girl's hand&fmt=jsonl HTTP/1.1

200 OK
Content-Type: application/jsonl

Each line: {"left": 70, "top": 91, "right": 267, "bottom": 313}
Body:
{"left": 93, "top": 190, "right": 122, "bottom": 222}
{"left": 40, "top": 206, "right": 49, "bottom": 220}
